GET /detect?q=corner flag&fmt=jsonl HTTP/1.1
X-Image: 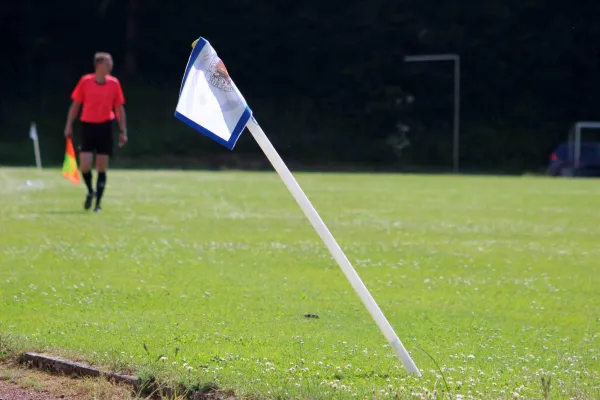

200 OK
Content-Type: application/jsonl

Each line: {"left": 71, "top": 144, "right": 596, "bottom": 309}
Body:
{"left": 174, "top": 37, "right": 421, "bottom": 376}
{"left": 62, "top": 138, "right": 80, "bottom": 185}
{"left": 174, "top": 37, "right": 252, "bottom": 150}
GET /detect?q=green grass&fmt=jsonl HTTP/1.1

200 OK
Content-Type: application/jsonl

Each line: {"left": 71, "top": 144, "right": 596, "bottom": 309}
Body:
{"left": 0, "top": 167, "right": 598, "bottom": 399}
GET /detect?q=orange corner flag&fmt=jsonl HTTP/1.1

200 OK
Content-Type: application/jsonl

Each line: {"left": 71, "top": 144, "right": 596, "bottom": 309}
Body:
{"left": 62, "top": 138, "right": 80, "bottom": 185}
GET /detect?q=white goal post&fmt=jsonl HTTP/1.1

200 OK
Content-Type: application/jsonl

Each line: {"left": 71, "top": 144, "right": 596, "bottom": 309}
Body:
{"left": 569, "top": 121, "right": 600, "bottom": 167}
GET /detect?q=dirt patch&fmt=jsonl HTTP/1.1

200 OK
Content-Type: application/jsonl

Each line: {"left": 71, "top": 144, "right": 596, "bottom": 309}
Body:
{"left": 0, "top": 379, "right": 57, "bottom": 400}
{"left": 1, "top": 353, "right": 237, "bottom": 400}
{"left": 0, "top": 363, "right": 135, "bottom": 399}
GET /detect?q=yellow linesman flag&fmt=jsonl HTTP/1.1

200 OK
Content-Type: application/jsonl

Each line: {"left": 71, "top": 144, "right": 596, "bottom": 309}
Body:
{"left": 62, "top": 138, "right": 80, "bottom": 185}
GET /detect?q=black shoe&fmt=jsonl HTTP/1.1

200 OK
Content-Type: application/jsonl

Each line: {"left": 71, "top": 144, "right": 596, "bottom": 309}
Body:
{"left": 93, "top": 204, "right": 102, "bottom": 213}
{"left": 84, "top": 192, "right": 95, "bottom": 210}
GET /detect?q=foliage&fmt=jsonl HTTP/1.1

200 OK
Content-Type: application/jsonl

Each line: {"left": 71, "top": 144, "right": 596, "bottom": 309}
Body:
{"left": 1, "top": 1, "right": 600, "bottom": 171}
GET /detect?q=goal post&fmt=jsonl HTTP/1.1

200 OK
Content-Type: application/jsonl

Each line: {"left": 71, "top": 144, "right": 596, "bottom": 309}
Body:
{"left": 569, "top": 121, "right": 600, "bottom": 167}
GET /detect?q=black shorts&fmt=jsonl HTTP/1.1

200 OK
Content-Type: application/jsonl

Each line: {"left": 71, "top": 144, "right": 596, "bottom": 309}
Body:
{"left": 80, "top": 120, "right": 114, "bottom": 156}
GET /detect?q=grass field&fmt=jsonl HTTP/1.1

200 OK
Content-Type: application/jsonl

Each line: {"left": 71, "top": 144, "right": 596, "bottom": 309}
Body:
{"left": 0, "top": 167, "right": 598, "bottom": 399}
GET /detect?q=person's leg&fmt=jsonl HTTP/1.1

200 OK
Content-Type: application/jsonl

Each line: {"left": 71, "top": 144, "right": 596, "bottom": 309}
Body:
{"left": 95, "top": 155, "right": 109, "bottom": 210}
{"left": 80, "top": 152, "right": 94, "bottom": 193}
{"left": 93, "top": 121, "right": 114, "bottom": 211}
{"left": 79, "top": 122, "right": 96, "bottom": 210}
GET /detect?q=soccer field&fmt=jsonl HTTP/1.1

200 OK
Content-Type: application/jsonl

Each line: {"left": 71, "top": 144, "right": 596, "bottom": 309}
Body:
{"left": 0, "top": 168, "right": 598, "bottom": 399}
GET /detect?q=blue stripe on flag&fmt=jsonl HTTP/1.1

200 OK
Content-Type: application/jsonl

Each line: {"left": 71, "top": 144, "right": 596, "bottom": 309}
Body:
{"left": 175, "top": 107, "right": 252, "bottom": 150}
{"left": 178, "top": 38, "right": 207, "bottom": 97}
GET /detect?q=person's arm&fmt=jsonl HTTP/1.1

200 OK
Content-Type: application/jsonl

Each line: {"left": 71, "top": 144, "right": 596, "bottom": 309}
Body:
{"left": 115, "top": 80, "right": 128, "bottom": 146}
{"left": 117, "top": 105, "right": 128, "bottom": 147}
{"left": 65, "top": 78, "right": 84, "bottom": 137}
{"left": 64, "top": 101, "right": 81, "bottom": 138}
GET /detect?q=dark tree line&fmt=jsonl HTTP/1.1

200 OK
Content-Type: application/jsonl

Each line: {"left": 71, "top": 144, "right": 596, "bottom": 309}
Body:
{"left": 1, "top": 0, "right": 600, "bottom": 172}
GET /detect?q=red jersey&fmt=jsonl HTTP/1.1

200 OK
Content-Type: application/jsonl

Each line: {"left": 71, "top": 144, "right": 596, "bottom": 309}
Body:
{"left": 71, "top": 74, "right": 125, "bottom": 123}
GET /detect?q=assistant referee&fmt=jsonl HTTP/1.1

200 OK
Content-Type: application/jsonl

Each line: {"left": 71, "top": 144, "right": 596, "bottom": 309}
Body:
{"left": 64, "top": 52, "right": 128, "bottom": 212}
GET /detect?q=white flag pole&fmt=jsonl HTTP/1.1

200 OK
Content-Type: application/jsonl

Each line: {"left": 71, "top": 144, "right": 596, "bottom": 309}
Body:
{"left": 29, "top": 122, "right": 42, "bottom": 170}
{"left": 245, "top": 117, "right": 421, "bottom": 376}
{"left": 33, "top": 137, "right": 42, "bottom": 170}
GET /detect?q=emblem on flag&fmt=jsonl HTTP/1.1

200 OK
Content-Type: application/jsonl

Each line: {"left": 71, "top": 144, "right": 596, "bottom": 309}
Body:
{"left": 209, "top": 59, "right": 234, "bottom": 92}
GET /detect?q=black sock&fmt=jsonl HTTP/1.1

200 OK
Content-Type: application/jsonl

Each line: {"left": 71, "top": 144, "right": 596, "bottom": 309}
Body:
{"left": 82, "top": 171, "right": 93, "bottom": 194}
{"left": 96, "top": 172, "right": 107, "bottom": 206}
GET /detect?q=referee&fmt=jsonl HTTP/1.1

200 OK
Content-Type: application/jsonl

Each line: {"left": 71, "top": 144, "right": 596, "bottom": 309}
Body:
{"left": 64, "top": 52, "right": 128, "bottom": 212}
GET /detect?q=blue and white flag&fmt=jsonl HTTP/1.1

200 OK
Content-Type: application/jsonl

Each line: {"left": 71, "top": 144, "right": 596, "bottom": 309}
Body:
{"left": 175, "top": 38, "right": 252, "bottom": 150}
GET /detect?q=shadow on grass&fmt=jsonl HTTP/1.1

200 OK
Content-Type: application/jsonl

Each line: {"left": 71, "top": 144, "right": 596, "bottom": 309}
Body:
{"left": 37, "top": 210, "right": 88, "bottom": 215}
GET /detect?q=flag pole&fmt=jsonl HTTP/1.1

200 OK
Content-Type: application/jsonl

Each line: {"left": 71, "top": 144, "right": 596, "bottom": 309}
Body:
{"left": 245, "top": 117, "right": 421, "bottom": 376}
{"left": 30, "top": 122, "right": 42, "bottom": 170}
{"left": 33, "top": 138, "right": 42, "bottom": 170}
